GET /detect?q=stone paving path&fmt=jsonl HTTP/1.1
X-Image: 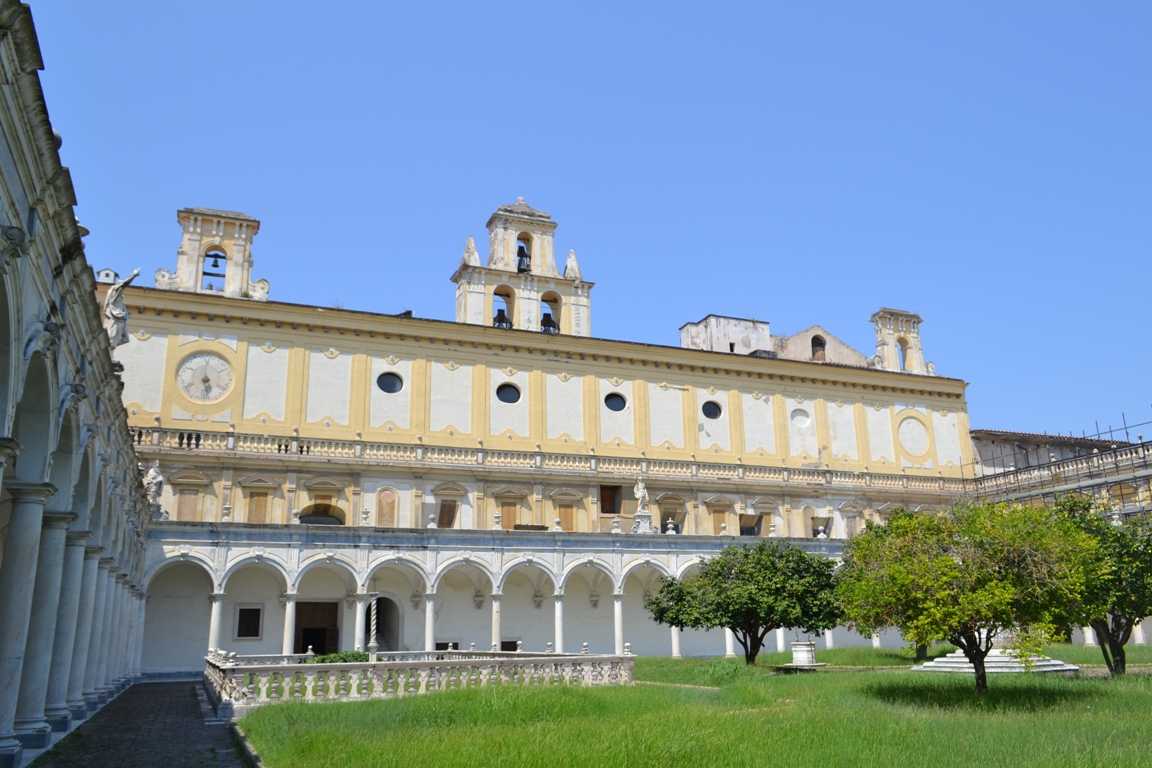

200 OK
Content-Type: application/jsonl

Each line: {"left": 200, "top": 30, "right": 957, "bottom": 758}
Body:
{"left": 29, "top": 682, "right": 246, "bottom": 768}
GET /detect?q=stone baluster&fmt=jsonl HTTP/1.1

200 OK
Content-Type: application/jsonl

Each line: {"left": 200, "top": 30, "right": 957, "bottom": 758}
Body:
{"left": 13, "top": 511, "right": 76, "bottom": 747}
{"left": 0, "top": 480, "right": 57, "bottom": 766}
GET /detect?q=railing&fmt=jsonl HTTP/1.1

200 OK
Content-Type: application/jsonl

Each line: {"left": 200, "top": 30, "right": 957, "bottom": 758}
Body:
{"left": 203, "top": 650, "right": 634, "bottom": 719}
{"left": 129, "top": 426, "right": 993, "bottom": 499}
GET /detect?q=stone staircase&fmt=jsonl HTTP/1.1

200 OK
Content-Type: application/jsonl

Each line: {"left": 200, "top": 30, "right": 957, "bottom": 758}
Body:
{"left": 913, "top": 648, "right": 1079, "bottom": 674}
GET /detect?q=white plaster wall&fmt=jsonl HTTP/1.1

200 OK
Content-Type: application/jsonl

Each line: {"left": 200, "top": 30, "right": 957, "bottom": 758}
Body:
{"left": 742, "top": 392, "right": 776, "bottom": 454}
{"left": 696, "top": 388, "right": 730, "bottom": 451}
{"left": 545, "top": 373, "right": 584, "bottom": 441}
{"left": 785, "top": 397, "right": 818, "bottom": 458}
{"left": 114, "top": 333, "right": 167, "bottom": 412}
{"left": 433, "top": 573, "right": 492, "bottom": 650}
{"left": 648, "top": 383, "right": 684, "bottom": 448}
{"left": 430, "top": 362, "right": 472, "bottom": 433}
{"left": 242, "top": 343, "right": 288, "bottom": 420}
{"left": 142, "top": 563, "right": 211, "bottom": 674}
{"left": 361, "top": 478, "right": 413, "bottom": 527}
{"left": 866, "top": 404, "right": 895, "bottom": 462}
{"left": 305, "top": 349, "right": 352, "bottom": 425}
{"left": 599, "top": 379, "right": 634, "bottom": 444}
{"left": 828, "top": 402, "right": 859, "bottom": 460}
{"left": 367, "top": 569, "right": 420, "bottom": 651}
{"left": 369, "top": 356, "right": 412, "bottom": 429}
{"left": 222, "top": 567, "right": 286, "bottom": 655}
{"left": 490, "top": 369, "right": 529, "bottom": 436}
{"left": 932, "top": 409, "right": 963, "bottom": 467}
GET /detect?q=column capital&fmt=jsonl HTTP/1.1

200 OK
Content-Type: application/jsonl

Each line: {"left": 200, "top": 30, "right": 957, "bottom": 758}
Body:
{"left": 97, "top": 557, "right": 115, "bottom": 567}
{"left": 42, "top": 511, "right": 78, "bottom": 529}
{"left": 209, "top": 592, "right": 226, "bottom": 602}
{"left": 107, "top": 566, "right": 121, "bottom": 575}
{"left": 6, "top": 480, "right": 58, "bottom": 500}
{"left": 553, "top": 590, "right": 565, "bottom": 599}
{"left": 489, "top": 591, "right": 502, "bottom": 599}
{"left": 85, "top": 545, "right": 106, "bottom": 558}
{"left": 0, "top": 435, "right": 23, "bottom": 459}
{"left": 66, "top": 530, "right": 94, "bottom": 545}
{"left": 278, "top": 592, "right": 297, "bottom": 606}
{"left": 115, "top": 573, "right": 129, "bottom": 583}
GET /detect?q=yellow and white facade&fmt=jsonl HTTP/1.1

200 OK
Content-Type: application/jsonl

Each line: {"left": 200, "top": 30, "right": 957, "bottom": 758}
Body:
{"left": 111, "top": 201, "right": 975, "bottom": 674}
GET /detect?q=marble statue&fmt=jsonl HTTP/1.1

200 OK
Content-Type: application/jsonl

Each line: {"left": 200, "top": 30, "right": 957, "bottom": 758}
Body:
{"left": 143, "top": 460, "right": 166, "bottom": 519}
{"left": 102, "top": 268, "right": 139, "bottom": 347}
{"left": 630, "top": 476, "right": 656, "bottom": 534}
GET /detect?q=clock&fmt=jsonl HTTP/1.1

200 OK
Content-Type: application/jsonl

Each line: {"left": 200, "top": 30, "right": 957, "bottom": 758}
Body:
{"left": 176, "top": 353, "right": 234, "bottom": 404}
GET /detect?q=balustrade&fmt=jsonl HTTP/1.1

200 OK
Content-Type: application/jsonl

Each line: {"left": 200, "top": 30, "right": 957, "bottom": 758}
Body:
{"left": 203, "top": 650, "right": 633, "bottom": 719}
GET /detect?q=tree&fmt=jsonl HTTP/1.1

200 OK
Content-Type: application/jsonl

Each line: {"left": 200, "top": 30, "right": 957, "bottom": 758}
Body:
{"left": 645, "top": 542, "right": 839, "bottom": 665}
{"left": 1059, "top": 495, "right": 1152, "bottom": 675}
{"left": 836, "top": 503, "right": 1096, "bottom": 694}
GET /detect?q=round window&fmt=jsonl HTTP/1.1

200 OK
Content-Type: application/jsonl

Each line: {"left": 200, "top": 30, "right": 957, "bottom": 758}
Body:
{"left": 702, "top": 401, "right": 723, "bottom": 420}
{"left": 604, "top": 393, "right": 627, "bottom": 412}
{"left": 496, "top": 383, "right": 521, "bottom": 404}
{"left": 376, "top": 372, "right": 403, "bottom": 394}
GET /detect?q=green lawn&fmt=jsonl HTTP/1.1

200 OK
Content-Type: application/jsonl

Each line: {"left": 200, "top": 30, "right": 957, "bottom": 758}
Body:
{"left": 239, "top": 656, "right": 1152, "bottom": 767}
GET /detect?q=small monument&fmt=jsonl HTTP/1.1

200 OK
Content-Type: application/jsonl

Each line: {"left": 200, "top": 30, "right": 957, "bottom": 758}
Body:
{"left": 629, "top": 476, "right": 656, "bottom": 534}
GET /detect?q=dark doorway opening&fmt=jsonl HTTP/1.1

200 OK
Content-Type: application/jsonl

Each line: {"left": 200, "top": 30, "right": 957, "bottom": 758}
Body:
{"left": 295, "top": 601, "right": 339, "bottom": 655}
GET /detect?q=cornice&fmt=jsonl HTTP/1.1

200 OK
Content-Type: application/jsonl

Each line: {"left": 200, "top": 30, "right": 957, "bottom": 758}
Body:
{"left": 110, "top": 285, "right": 969, "bottom": 401}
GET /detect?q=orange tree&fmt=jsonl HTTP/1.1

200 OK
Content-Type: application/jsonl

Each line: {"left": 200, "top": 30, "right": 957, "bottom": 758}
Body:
{"left": 645, "top": 542, "right": 838, "bottom": 665}
{"left": 836, "top": 502, "right": 1096, "bottom": 694}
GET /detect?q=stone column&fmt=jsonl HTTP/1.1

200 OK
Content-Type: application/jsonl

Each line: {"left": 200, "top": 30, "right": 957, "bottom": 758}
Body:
{"left": 1082, "top": 626, "right": 1097, "bottom": 646}
{"left": 92, "top": 569, "right": 118, "bottom": 699}
{"left": 69, "top": 548, "right": 103, "bottom": 717}
{"left": 13, "top": 511, "right": 75, "bottom": 747}
{"left": 424, "top": 593, "right": 435, "bottom": 652}
{"left": 670, "top": 626, "right": 681, "bottom": 659}
{"left": 724, "top": 628, "right": 736, "bottom": 657}
{"left": 354, "top": 595, "right": 367, "bottom": 651}
{"left": 1133, "top": 621, "right": 1146, "bottom": 646}
{"left": 553, "top": 593, "right": 564, "bottom": 654}
{"left": 43, "top": 531, "right": 91, "bottom": 730}
{"left": 775, "top": 627, "right": 786, "bottom": 653}
{"left": 110, "top": 577, "right": 130, "bottom": 686}
{"left": 825, "top": 628, "right": 835, "bottom": 650}
{"left": 131, "top": 594, "right": 147, "bottom": 680}
{"left": 281, "top": 594, "right": 297, "bottom": 655}
{"left": 612, "top": 594, "right": 624, "bottom": 656}
{"left": 96, "top": 575, "right": 121, "bottom": 693}
{"left": 490, "top": 593, "right": 501, "bottom": 650}
{"left": 81, "top": 558, "right": 111, "bottom": 707}
{"left": 871, "top": 633, "right": 882, "bottom": 649}
{"left": 0, "top": 480, "right": 56, "bottom": 766}
{"left": 207, "top": 593, "right": 225, "bottom": 651}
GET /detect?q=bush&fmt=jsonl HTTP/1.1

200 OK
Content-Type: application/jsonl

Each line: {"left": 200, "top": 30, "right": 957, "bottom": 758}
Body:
{"left": 308, "top": 651, "right": 370, "bottom": 664}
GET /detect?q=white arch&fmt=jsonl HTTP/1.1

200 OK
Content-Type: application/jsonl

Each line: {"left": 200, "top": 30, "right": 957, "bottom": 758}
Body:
{"left": 220, "top": 555, "right": 290, "bottom": 592}
{"left": 497, "top": 559, "right": 559, "bottom": 593}
{"left": 560, "top": 557, "right": 615, "bottom": 591}
{"left": 618, "top": 558, "right": 673, "bottom": 591}
{"left": 431, "top": 556, "right": 498, "bottom": 593}
{"left": 675, "top": 558, "right": 705, "bottom": 579}
{"left": 293, "top": 553, "right": 359, "bottom": 592}
{"left": 364, "top": 556, "right": 431, "bottom": 593}
{"left": 144, "top": 552, "right": 217, "bottom": 590}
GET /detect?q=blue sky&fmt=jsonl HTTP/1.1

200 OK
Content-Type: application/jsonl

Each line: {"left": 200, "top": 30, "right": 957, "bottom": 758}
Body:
{"left": 31, "top": 2, "right": 1152, "bottom": 439}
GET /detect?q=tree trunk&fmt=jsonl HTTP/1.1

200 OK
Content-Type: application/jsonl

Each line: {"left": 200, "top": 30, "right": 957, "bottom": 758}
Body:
{"left": 1090, "top": 617, "right": 1131, "bottom": 676}
{"left": 915, "top": 644, "right": 928, "bottom": 661}
{"left": 972, "top": 654, "right": 988, "bottom": 695}
{"left": 742, "top": 633, "right": 762, "bottom": 665}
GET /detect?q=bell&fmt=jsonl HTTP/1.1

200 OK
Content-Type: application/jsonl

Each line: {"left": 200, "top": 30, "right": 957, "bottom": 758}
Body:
{"left": 493, "top": 308, "right": 511, "bottom": 329}
{"left": 516, "top": 244, "right": 530, "bottom": 274}
{"left": 540, "top": 312, "right": 558, "bottom": 334}
{"left": 211, "top": 256, "right": 221, "bottom": 269}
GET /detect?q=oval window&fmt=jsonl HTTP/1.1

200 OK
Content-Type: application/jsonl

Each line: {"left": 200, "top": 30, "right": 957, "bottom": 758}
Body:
{"left": 376, "top": 372, "right": 403, "bottom": 393}
{"left": 604, "top": 393, "right": 627, "bottom": 412}
{"left": 496, "top": 383, "right": 521, "bottom": 404}
{"left": 702, "top": 401, "right": 722, "bottom": 420}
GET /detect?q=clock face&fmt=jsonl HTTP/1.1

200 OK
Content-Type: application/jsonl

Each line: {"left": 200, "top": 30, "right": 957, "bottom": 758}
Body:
{"left": 176, "top": 353, "right": 234, "bottom": 404}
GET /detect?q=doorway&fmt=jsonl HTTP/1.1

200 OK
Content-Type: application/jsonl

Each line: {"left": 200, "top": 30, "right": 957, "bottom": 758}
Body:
{"left": 294, "top": 601, "right": 339, "bottom": 655}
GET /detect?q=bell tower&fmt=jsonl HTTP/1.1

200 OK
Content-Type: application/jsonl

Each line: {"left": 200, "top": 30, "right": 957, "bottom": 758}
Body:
{"left": 868, "top": 308, "right": 934, "bottom": 375}
{"left": 451, "top": 198, "right": 592, "bottom": 336}
{"left": 154, "top": 207, "right": 271, "bottom": 300}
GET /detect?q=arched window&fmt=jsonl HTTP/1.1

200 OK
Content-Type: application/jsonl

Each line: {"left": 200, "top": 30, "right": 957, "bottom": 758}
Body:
{"left": 376, "top": 488, "right": 397, "bottom": 527}
{"left": 516, "top": 233, "right": 532, "bottom": 273}
{"left": 540, "top": 291, "right": 561, "bottom": 335}
{"left": 201, "top": 248, "right": 227, "bottom": 291}
{"left": 897, "top": 338, "right": 909, "bottom": 371}
{"left": 811, "top": 335, "right": 826, "bottom": 362}
{"left": 493, "top": 285, "right": 514, "bottom": 329}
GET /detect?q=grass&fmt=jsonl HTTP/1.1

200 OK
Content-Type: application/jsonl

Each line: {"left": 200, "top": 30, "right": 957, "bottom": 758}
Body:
{"left": 239, "top": 656, "right": 1152, "bottom": 768}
